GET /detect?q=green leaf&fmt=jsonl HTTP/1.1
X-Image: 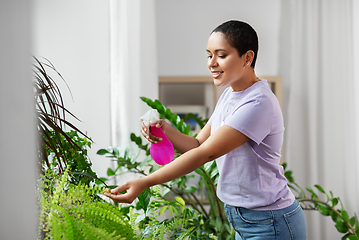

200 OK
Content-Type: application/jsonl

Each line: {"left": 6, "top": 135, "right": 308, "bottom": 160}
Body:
{"left": 140, "top": 96, "right": 156, "bottom": 109}
{"left": 159, "top": 206, "right": 168, "bottom": 215}
{"left": 140, "top": 96, "right": 149, "bottom": 103}
{"left": 335, "top": 221, "right": 349, "bottom": 233}
{"left": 112, "top": 148, "right": 120, "bottom": 158}
{"left": 354, "top": 214, "right": 359, "bottom": 230}
{"left": 154, "top": 99, "right": 165, "bottom": 114}
{"left": 137, "top": 188, "right": 152, "bottom": 213}
{"left": 171, "top": 114, "right": 179, "bottom": 125}
{"left": 135, "top": 213, "right": 146, "bottom": 225}
{"left": 282, "top": 163, "right": 287, "bottom": 170}
{"left": 95, "top": 177, "right": 107, "bottom": 185}
{"left": 169, "top": 205, "right": 175, "bottom": 215}
{"left": 97, "top": 149, "right": 110, "bottom": 155}
{"left": 332, "top": 198, "right": 339, "bottom": 207}
{"left": 165, "top": 108, "right": 172, "bottom": 119}
{"left": 146, "top": 148, "right": 151, "bottom": 156}
{"left": 342, "top": 233, "right": 358, "bottom": 240}
{"left": 342, "top": 210, "right": 350, "bottom": 223}
{"left": 130, "top": 133, "right": 142, "bottom": 145}
{"left": 349, "top": 216, "right": 357, "bottom": 228}
{"left": 216, "top": 216, "right": 222, "bottom": 230}
{"left": 331, "top": 211, "right": 341, "bottom": 223}
{"left": 175, "top": 197, "right": 186, "bottom": 206}
{"left": 107, "top": 168, "right": 115, "bottom": 176}
{"left": 184, "top": 125, "right": 191, "bottom": 135}
{"left": 183, "top": 186, "right": 197, "bottom": 193}
{"left": 348, "top": 235, "right": 359, "bottom": 240}
{"left": 306, "top": 186, "right": 319, "bottom": 199}
{"left": 162, "top": 187, "right": 171, "bottom": 197}
{"left": 210, "top": 167, "right": 219, "bottom": 179}
{"left": 177, "top": 120, "right": 184, "bottom": 132}
{"left": 318, "top": 204, "right": 331, "bottom": 216}
{"left": 194, "top": 168, "right": 206, "bottom": 177}
{"left": 203, "top": 161, "right": 214, "bottom": 172}
{"left": 314, "top": 184, "right": 326, "bottom": 194}
{"left": 177, "top": 176, "right": 187, "bottom": 189}
{"left": 284, "top": 170, "right": 294, "bottom": 182}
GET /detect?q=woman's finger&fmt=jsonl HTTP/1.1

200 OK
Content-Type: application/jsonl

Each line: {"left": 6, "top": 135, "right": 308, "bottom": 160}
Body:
{"left": 140, "top": 120, "right": 163, "bottom": 143}
{"left": 104, "top": 192, "right": 135, "bottom": 203}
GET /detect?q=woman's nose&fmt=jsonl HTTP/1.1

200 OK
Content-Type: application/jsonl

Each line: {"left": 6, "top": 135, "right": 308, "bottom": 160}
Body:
{"left": 208, "top": 57, "right": 218, "bottom": 68}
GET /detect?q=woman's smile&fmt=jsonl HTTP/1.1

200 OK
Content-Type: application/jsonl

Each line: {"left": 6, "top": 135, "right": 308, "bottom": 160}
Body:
{"left": 211, "top": 70, "right": 224, "bottom": 78}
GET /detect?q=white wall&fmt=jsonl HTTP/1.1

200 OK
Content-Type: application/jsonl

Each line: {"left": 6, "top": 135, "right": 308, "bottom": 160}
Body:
{"left": 0, "top": 1, "right": 37, "bottom": 239}
{"left": 155, "top": 0, "right": 281, "bottom": 76}
{"left": 32, "top": 0, "right": 112, "bottom": 177}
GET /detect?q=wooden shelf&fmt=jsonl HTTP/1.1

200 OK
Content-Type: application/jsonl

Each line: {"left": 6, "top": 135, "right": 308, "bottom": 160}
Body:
{"left": 159, "top": 75, "right": 282, "bottom": 109}
{"left": 159, "top": 76, "right": 213, "bottom": 83}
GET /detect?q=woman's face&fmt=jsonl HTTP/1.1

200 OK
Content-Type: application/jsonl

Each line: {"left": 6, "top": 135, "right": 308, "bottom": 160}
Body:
{"left": 206, "top": 32, "right": 249, "bottom": 90}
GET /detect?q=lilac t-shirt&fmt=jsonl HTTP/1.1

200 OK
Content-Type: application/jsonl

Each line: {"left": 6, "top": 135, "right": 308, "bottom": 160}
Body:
{"left": 207, "top": 79, "right": 294, "bottom": 210}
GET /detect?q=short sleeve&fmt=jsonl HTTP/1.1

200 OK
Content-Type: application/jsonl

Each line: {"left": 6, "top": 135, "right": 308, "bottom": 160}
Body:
{"left": 225, "top": 94, "right": 273, "bottom": 144}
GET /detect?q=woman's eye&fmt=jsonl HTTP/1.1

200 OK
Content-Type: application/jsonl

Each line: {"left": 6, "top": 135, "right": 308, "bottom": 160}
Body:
{"left": 207, "top": 55, "right": 213, "bottom": 59}
{"left": 219, "top": 55, "right": 226, "bottom": 59}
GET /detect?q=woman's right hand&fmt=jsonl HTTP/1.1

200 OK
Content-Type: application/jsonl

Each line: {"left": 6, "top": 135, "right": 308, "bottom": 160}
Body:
{"left": 103, "top": 177, "right": 149, "bottom": 203}
{"left": 141, "top": 119, "right": 166, "bottom": 144}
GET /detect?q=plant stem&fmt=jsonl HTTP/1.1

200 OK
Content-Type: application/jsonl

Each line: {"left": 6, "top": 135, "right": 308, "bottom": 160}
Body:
{"left": 188, "top": 192, "right": 210, "bottom": 219}
{"left": 199, "top": 168, "right": 225, "bottom": 221}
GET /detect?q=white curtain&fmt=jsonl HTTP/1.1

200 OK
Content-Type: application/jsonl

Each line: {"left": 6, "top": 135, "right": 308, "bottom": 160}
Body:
{"left": 279, "top": 0, "right": 359, "bottom": 239}
{"left": 109, "top": 0, "right": 158, "bottom": 151}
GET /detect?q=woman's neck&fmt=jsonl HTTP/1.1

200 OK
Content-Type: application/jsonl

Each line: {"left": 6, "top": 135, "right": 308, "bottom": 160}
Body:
{"left": 231, "top": 72, "right": 259, "bottom": 92}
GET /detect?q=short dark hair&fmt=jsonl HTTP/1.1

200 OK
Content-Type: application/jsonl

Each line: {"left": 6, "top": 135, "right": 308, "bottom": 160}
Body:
{"left": 211, "top": 20, "right": 259, "bottom": 68}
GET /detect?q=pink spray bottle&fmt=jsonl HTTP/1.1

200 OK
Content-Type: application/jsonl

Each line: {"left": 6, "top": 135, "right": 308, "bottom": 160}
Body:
{"left": 141, "top": 110, "right": 175, "bottom": 165}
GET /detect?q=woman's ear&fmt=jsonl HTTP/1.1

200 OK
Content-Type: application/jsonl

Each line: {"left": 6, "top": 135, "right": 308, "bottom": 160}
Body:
{"left": 245, "top": 50, "right": 255, "bottom": 65}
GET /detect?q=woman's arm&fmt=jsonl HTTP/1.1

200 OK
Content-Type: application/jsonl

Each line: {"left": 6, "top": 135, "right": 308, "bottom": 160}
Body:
{"left": 141, "top": 120, "right": 211, "bottom": 154}
{"left": 104, "top": 125, "right": 249, "bottom": 203}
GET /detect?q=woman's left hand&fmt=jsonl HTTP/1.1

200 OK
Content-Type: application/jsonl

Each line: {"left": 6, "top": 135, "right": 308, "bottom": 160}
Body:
{"left": 141, "top": 120, "right": 165, "bottom": 144}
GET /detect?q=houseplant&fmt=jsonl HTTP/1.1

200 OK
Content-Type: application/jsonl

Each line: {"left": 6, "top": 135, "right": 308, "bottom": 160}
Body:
{"left": 34, "top": 57, "right": 99, "bottom": 186}
{"left": 98, "top": 97, "right": 359, "bottom": 240}
{"left": 34, "top": 56, "right": 358, "bottom": 238}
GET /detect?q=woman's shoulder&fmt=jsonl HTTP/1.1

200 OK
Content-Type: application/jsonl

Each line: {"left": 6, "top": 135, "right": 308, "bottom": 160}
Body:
{"left": 246, "top": 79, "right": 276, "bottom": 100}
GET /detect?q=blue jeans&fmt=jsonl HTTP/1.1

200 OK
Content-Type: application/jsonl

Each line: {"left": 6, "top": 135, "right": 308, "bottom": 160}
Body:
{"left": 225, "top": 200, "right": 307, "bottom": 240}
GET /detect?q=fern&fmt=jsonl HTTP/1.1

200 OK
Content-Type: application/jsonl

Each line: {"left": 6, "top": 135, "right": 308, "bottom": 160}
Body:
{"left": 177, "top": 226, "right": 196, "bottom": 240}
{"left": 38, "top": 169, "right": 139, "bottom": 240}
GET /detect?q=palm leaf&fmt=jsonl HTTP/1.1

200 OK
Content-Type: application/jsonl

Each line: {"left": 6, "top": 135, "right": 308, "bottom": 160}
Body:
{"left": 33, "top": 56, "right": 92, "bottom": 174}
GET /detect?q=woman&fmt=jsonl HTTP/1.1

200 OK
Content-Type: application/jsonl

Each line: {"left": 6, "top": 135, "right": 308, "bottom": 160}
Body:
{"left": 104, "top": 20, "right": 307, "bottom": 239}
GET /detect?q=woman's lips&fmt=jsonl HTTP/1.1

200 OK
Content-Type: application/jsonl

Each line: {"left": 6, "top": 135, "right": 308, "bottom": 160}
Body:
{"left": 212, "top": 71, "right": 223, "bottom": 79}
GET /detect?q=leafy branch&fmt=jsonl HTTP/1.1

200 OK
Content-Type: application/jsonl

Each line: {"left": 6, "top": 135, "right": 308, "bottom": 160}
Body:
{"left": 283, "top": 163, "right": 359, "bottom": 239}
